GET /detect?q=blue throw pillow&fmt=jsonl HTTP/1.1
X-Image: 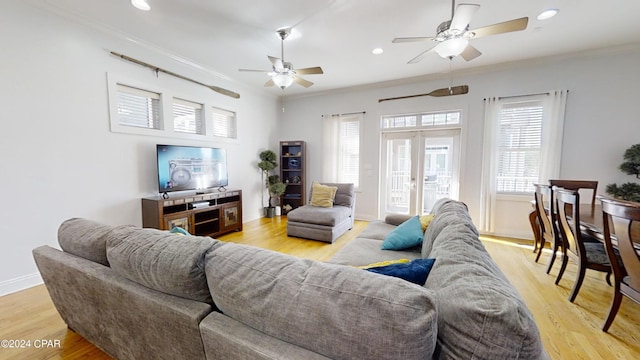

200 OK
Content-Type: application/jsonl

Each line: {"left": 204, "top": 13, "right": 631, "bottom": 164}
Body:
{"left": 381, "top": 215, "right": 424, "bottom": 250}
{"left": 366, "top": 258, "right": 436, "bottom": 285}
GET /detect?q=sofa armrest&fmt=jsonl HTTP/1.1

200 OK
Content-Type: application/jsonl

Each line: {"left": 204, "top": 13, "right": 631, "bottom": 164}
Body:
{"left": 385, "top": 214, "right": 412, "bottom": 226}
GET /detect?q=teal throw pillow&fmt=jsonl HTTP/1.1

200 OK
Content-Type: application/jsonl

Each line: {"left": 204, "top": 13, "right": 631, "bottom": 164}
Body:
{"left": 170, "top": 226, "right": 190, "bottom": 236}
{"left": 381, "top": 215, "right": 424, "bottom": 250}
{"left": 366, "top": 258, "right": 436, "bottom": 285}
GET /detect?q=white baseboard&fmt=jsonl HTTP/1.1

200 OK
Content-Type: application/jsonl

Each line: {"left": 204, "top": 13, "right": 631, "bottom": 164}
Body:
{"left": 0, "top": 273, "right": 43, "bottom": 297}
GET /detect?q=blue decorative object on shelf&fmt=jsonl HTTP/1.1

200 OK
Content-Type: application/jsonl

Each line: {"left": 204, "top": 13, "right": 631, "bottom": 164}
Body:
{"left": 288, "top": 158, "right": 301, "bottom": 169}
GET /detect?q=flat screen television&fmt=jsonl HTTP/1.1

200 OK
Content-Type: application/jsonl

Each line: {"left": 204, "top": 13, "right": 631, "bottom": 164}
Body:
{"left": 156, "top": 144, "right": 228, "bottom": 193}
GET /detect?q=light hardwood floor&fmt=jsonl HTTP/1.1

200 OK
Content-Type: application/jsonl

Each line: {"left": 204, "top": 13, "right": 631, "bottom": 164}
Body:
{"left": 1, "top": 217, "right": 639, "bottom": 359}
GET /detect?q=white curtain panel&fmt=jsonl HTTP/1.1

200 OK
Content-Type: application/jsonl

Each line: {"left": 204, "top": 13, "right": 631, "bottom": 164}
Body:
{"left": 322, "top": 114, "right": 341, "bottom": 182}
{"left": 478, "top": 90, "right": 568, "bottom": 234}
{"left": 479, "top": 97, "right": 500, "bottom": 233}
{"left": 539, "top": 90, "right": 568, "bottom": 183}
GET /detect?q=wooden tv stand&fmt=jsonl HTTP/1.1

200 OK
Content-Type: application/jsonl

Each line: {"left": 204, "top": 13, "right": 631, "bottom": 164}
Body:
{"left": 142, "top": 190, "right": 242, "bottom": 237}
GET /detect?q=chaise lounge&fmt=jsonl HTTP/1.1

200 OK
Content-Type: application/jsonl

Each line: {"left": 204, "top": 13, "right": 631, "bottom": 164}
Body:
{"left": 286, "top": 182, "right": 355, "bottom": 243}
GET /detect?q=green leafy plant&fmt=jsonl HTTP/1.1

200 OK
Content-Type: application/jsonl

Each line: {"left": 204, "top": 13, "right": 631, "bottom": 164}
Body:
{"left": 606, "top": 144, "right": 640, "bottom": 202}
{"left": 257, "top": 150, "right": 286, "bottom": 208}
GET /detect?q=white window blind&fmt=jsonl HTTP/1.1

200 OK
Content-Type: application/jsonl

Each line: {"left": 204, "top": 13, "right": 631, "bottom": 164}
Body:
{"left": 116, "top": 84, "right": 161, "bottom": 129}
{"left": 339, "top": 116, "right": 360, "bottom": 186}
{"left": 212, "top": 107, "right": 237, "bottom": 139}
{"left": 173, "top": 98, "right": 204, "bottom": 134}
{"left": 496, "top": 101, "right": 543, "bottom": 193}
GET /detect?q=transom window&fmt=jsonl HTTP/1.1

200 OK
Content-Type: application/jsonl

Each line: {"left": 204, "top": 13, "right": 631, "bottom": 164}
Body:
{"left": 382, "top": 110, "right": 461, "bottom": 129}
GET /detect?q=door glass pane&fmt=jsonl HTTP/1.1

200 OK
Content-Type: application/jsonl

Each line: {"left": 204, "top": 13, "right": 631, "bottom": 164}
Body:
{"left": 422, "top": 136, "right": 455, "bottom": 214}
{"left": 384, "top": 138, "right": 412, "bottom": 214}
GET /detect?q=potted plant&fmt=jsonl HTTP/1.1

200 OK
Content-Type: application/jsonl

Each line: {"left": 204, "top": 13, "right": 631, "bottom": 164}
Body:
{"left": 258, "top": 150, "right": 287, "bottom": 217}
{"left": 606, "top": 143, "right": 640, "bottom": 202}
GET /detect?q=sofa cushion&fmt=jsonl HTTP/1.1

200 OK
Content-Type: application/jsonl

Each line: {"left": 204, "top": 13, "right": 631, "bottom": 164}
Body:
{"left": 106, "top": 226, "right": 223, "bottom": 303}
{"left": 381, "top": 216, "right": 424, "bottom": 250}
{"left": 313, "top": 182, "right": 355, "bottom": 208}
{"left": 328, "top": 237, "right": 422, "bottom": 267}
{"left": 356, "top": 220, "right": 396, "bottom": 240}
{"left": 286, "top": 204, "right": 352, "bottom": 226}
{"left": 424, "top": 201, "right": 545, "bottom": 359}
{"left": 58, "top": 218, "right": 116, "bottom": 266}
{"left": 310, "top": 181, "right": 338, "bottom": 207}
{"left": 205, "top": 243, "right": 438, "bottom": 360}
{"left": 422, "top": 199, "right": 478, "bottom": 258}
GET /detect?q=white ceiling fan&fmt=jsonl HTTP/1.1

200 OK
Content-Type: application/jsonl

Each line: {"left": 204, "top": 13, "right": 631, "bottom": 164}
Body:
{"left": 239, "top": 28, "right": 324, "bottom": 89}
{"left": 393, "top": 0, "right": 528, "bottom": 63}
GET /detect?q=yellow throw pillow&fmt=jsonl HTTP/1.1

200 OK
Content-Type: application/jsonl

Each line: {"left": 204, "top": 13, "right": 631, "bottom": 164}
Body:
{"left": 357, "top": 259, "right": 411, "bottom": 269}
{"left": 419, "top": 214, "right": 435, "bottom": 232}
{"left": 310, "top": 181, "right": 338, "bottom": 208}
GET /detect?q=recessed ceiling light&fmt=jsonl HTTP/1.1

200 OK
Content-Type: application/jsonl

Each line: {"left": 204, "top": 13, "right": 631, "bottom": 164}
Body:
{"left": 131, "top": 0, "right": 151, "bottom": 11}
{"left": 372, "top": 48, "right": 384, "bottom": 55}
{"left": 537, "top": 9, "right": 558, "bottom": 20}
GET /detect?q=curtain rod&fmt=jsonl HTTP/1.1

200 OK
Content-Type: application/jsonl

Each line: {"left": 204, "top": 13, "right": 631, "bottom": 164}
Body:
{"left": 483, "top": 90, "right": 569, "bottom": 101}
{"left": 321, "top": 111, "right": 366, "bottom": 117}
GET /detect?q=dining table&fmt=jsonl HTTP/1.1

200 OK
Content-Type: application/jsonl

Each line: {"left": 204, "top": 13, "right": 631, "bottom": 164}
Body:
{"left": 574, "top": 198, "right": 640, "bottom": 249}
{"left": 530, "top": 196, "right": 640, "bottom": 250}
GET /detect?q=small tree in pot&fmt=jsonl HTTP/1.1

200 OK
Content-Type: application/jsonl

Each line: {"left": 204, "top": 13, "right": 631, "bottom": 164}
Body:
{"left": 606, "top": 143, "right": 640, "bottom": 202}
{"left": 258, "top": 150, "right": 287, "bottom": 217}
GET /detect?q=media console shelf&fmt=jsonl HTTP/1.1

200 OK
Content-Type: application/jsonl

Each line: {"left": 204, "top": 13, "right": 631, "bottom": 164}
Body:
{"left": 142, "top": 190, "right": 242, "bottom": 237}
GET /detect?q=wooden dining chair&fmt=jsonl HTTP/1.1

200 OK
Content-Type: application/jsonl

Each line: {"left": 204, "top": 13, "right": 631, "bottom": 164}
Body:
{"left": 554, "top": 187, "right": 613, "bottom": 302}
{"left": 533, "top": 184, "right": 562, "bottom": 272}
{"left": 600, "top": 197, "right": 640, "bottom": 332}
{"left": 549, "top": 179, "right": 598, "bottom": 211}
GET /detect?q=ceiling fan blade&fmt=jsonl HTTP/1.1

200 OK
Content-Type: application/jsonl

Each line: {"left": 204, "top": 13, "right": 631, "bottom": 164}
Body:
{"left": 450, "top": 4, "right": 480, "bottom": 32}
{"left": 268, "top": 56, "right": 284, "bottom": 70}
{"left": 460, "top": 43, "right": 482, "bottom": 61}
{"left": 407, "top": 46, "right": 436, "bottom": 64}
{"left": 294, "top": 76, "right": 313, "bottom": 88}
{"left": 239, "top": 68, "right": 270, "bottom": 73}
{"left": 470, "top": 17, "right": 528, "bottom": 38}
{"left": 264, "top": 79, "right": 275, "bottom": 87}
{"left": 295, "top": 66, "right": 324, "bottom": 75}
{"left": 392, "top": 36, "right": 434, "bottom": 43}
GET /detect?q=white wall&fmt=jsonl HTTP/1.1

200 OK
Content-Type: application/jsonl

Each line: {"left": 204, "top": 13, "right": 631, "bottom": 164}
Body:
{"left": 0, "top": 2, "right": 279, "bottom": 295}
{"left": 279, "top": 46, "right": 640, "bottom": 239}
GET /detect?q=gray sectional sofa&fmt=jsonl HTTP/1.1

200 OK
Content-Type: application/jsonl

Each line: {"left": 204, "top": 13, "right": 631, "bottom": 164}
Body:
{"left": 32, "top": 197, "right": 547, "bottom": 360}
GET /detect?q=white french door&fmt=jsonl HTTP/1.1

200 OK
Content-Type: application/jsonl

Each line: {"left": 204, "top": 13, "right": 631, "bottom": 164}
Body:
{"left": 380, "top": 129, "right": 460, "bottom": 217}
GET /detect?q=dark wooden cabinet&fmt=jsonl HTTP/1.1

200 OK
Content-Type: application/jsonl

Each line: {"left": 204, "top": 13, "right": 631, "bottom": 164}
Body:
{"left": 280, "top": 141, "right": 306, "bottom": 214}
{"left": 142, "top": 190, "right": 242, "bottom": 237}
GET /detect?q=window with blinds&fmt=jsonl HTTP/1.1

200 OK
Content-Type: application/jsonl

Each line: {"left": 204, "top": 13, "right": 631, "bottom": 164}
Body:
{"left": 496, "top": 100, "right": 543, "bottom": 193}
{"left": 339, "top": 116, "right": 360, "bottom": 186}
{"left": 211, "top": 107, "right": 237, "bottom": 139}
{"left": 116, "top": 84, "right": 161, "bottom": 129}
{"left": 382, "top": 110, "right": 460, "bottom": 129}
{"left": 173, "top": 98, "right": 204, "bottom": 134}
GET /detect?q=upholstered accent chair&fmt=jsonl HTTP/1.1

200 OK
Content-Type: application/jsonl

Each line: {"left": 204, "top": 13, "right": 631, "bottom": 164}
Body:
{"left": 286, "top": 182, "right": 355, "bottom": 243}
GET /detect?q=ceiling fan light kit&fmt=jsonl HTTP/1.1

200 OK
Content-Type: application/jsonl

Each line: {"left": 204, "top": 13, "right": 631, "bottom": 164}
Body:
{"left": 435, "top": 38, "right": 469, "bottom": 58}
{"left": 131, "top": 0, "right": 150, "bottom": 11}
{"left": 272, "top": 73, "right": 295, "bottom": 89}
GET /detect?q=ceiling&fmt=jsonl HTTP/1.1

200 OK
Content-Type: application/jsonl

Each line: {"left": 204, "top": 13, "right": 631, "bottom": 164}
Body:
{"left": 32, "top": 0, "right": 640, "bottom": 96}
